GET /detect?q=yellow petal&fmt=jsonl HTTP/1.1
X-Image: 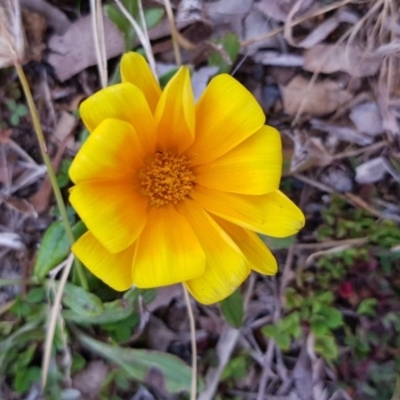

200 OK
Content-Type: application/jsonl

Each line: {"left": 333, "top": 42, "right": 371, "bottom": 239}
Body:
{"left": 69, "top": 181, "right": 147, "bottom": 253}
{"left": 121, "top": 52, "right": 161, "bottom": 113}
{"left": 69, "top": 119, "right": 144, "bottom": 184}
{"left": 155, "top": 67, "right": 195, "bottom": 153}
{"left": 192, "top": 186, "right": 305, "bottom": 237}
{"left": 194, "top": 125, "right": 282, "bottom": 195}
{"left": 132, "top": 204, "right": 206, "bottom": 287}
{"left": 80, "top": 83, "right": 157, "bottom": 154}
{"left": 212, "top": 216, "right": 277, "bottom": 275}
{"left": 72, "top": 232, "right": 134, "bottom": 291}
{"left": 185, "top": 74, "right": 265, "bottom": 166}
{"left": 179, "top": 201, "right": 250, "bottom": 305}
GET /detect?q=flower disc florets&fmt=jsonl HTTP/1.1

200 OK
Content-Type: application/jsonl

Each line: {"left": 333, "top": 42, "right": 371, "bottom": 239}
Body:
{"left": 139, "top": 151, "right": 195, "bottom": 207}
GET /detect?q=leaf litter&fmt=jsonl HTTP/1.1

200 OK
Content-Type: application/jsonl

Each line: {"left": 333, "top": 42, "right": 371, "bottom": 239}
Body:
{"left": 1, "top": 0, "right": 400, "bottom": 399}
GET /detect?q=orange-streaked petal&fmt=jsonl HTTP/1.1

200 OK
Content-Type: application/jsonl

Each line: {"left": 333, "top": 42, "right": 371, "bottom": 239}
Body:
{"left": 212, "top": 215, "right": 277, "bottom": 275}
{"left": 72, "top": 232, "right": 134, "bottom": 291}
{"left": 192, "top": 186, "right": 305, "bottom": 237}
{"left": 155, "top": 67, "right": 195, "bottom": 153}
{"left": 179, "top": 201, "right": 250, "bottom": 305}
{"left": 69, "top": 181, "right": 147, "bottom": 253}
{"left": 69, "top": 119, "right": 144, "bottom": 184}
{"left": 194, "top": 125, "right": 282, "bottom": 195}
{"left": 185, "top": 74, "right": 265, "bottom": 166}
{"left": 80, "top": 83, "right": 156, "bottom": 154}
{"left": 132, "top": 204, "right": 205, "bottom": 287}
{"left": 121, "top": 52, "right": 161, "bottom": 113}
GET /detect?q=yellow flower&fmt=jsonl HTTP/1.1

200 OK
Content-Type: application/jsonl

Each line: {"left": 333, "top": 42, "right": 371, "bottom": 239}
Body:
{"left": 69, "top": 52, "right": 304, "bottom": 304}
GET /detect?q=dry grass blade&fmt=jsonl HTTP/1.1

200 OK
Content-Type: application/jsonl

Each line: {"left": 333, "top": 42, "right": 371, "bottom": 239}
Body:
{"left": 90, "top": 0, "right": 108, "bottom": 88}
{"left": 114, "top": 0, "right": 157, "bottom": 77}
{"left": 41, "top": 253, "right": 75, "bottom": 389}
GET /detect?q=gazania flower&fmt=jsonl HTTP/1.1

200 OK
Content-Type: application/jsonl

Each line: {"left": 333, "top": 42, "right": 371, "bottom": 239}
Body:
{"left": 69, "top": 52, "right": 304, "bottom": 304}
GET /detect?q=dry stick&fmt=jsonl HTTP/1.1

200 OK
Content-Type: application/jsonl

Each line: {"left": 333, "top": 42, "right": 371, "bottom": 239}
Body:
{"left": 183, "top": 286, "right": 198, "bottom": 400}
{"left": 114, "top": 0, "right": 157, "bottom": 77}
{"left": 41, "top": 253, "right": 75, "bottom": 388}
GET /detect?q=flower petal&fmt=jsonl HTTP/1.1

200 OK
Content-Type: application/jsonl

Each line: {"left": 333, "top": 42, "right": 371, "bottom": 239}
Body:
{"left": 80, "top": 83, "right": 157, "bottom": 154}
{"left": 194, "top": 125, "right": 282, "bottom": 194}
{"left": 72, "top": 232, "right": 134, "bottom": 291}
{"left": 155, "top": 67, "right": 195, "bottom": 153}
{"left": 132, "top": 204, "right": 205, "bottom": 287}
{"left": 212, "top": 215, "right": 277, "bottom": 275}
{"left": 186, "top": 74, "right": 265, "bottom": 166}
{"left": 179, "top": 201, "right": 250, "bottom": 305}
{"left": 192, "top": 186, "right": 305, "bottom": 237}
{"left": 121, "top": 52, "right": 161, "bottom": 113}
{"left": 69, "top": 181, "right": 147, "bottom": 253}
{"left": 69, "top": 119, "right": 144, "bottom": 184}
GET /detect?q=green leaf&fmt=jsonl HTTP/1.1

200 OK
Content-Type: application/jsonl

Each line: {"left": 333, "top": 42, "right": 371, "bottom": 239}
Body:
{"left": 34, "top": 221, "right": 86, "bottom": 279}
{"left": 314, "top": 335, "right": 338, "bottom": 360}
{"left": 77, "top": 333, "right": 202, "bottom": 393}
{"left": 63, "top": 298, "right": 134, "bottom": 325}
{"left": 274, "top": 333, "right": 291, "bottom": 350}
{"left": 144, "top": 8, "right": 164, "bottom": 29}
{"left": 285, "top": 288, "right": 304, "bottom": 309}
{"left": 320, "top": 307, "right": 343, "bottom": 329}
{"left": 357, "top": 298, "right": 378, "bottom": 317}
{"left": 263, "top": 234, "right": 296, "bottom": 250}
{"left": 60, "top": 282, "right": 103, "bottom": 317}
{"left": 310, "top": 315, "right": 330, "bottom": 337}
{"left": 220, "top": 289, "right": 243, "bottom": 328}
{"left": 208, "top": 32, "right": 240, "bottom": 74}
{"left": 13, "top": 366, "right": 41, "bottom": 393}
{"left": 57, "top": 159, "right": 72, "bottom": 188}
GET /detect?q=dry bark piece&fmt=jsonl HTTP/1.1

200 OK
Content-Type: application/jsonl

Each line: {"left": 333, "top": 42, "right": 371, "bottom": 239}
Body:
{"left": 47, "top": 13, "right": 124, "bottom": 82}
{"left": 303, "top": 44, "right": 381, "bottom": 78}
{"left": 280, "top": 75, "right": 353, "bottom": 117}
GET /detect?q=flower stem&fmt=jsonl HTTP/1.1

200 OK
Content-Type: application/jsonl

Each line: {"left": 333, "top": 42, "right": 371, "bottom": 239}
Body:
{"left": 183, "top": 285, "right": 197, "bottom": 400}
{"left": 3, "top": 30, "right": 88, "bottom": 289}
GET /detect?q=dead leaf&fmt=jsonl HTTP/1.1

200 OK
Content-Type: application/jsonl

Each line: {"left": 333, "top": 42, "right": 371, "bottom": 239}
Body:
{"left": 298, "top": 9, "right": 359, "bottom": 49}
{"left": 253, "top": 51, "right": 304, "bottom": 67}
{"left": 191, "top": 66, "right": 219, "bottom": 100}
{"left": 255, "top": 0, "right": 313, "bottom": 22}
{"left": 20, "top": 0, "right": 70, "bottom": 35}
{"left": 72, "top": 361, "right": 109, "bottom": 398}
{"left": 0, "top": 0, "right": 25, "bottom": 67}
{"left": 281, "top": 75, "right": 353, "bottom": 117}
{"left": 21, "top": 8, "right": 46, "bottom": 62}
{"left": 304, "top": 44, "right": 381, "bottom": 77}
{"left": 310, "top": 119, "right": 374, "bottom": 146}
{"left": 349, "top": 102, "right": 383, "bottom": 137}
{"left": 355, "top": 157, "right": 400, "bottom": 184}
{"left": 47, "top": 13, "right": 124, "bottom": 82}
{"left": 320, "top": 166, "right": 354, "bottom": 193}
{"left": 290, "top": 131, "right": 333, "bottom": 173}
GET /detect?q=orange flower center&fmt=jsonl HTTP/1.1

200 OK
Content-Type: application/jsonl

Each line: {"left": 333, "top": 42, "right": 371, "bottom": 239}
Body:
{"left": 139, "top": 151, "right": 195, "bottom": 207}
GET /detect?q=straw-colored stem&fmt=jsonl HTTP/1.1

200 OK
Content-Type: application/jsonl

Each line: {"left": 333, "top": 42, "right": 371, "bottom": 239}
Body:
{"left": 163, "top": 0, "right": 182, "bottom": 66}
{"left": 183, "top": 285, "right": 197, "bottom": 400}
{"left": 41, "top": 254, "right": 75, "bottom": 389}
{"left": 15, "top": 63, "right": 88, "bottom": 289}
